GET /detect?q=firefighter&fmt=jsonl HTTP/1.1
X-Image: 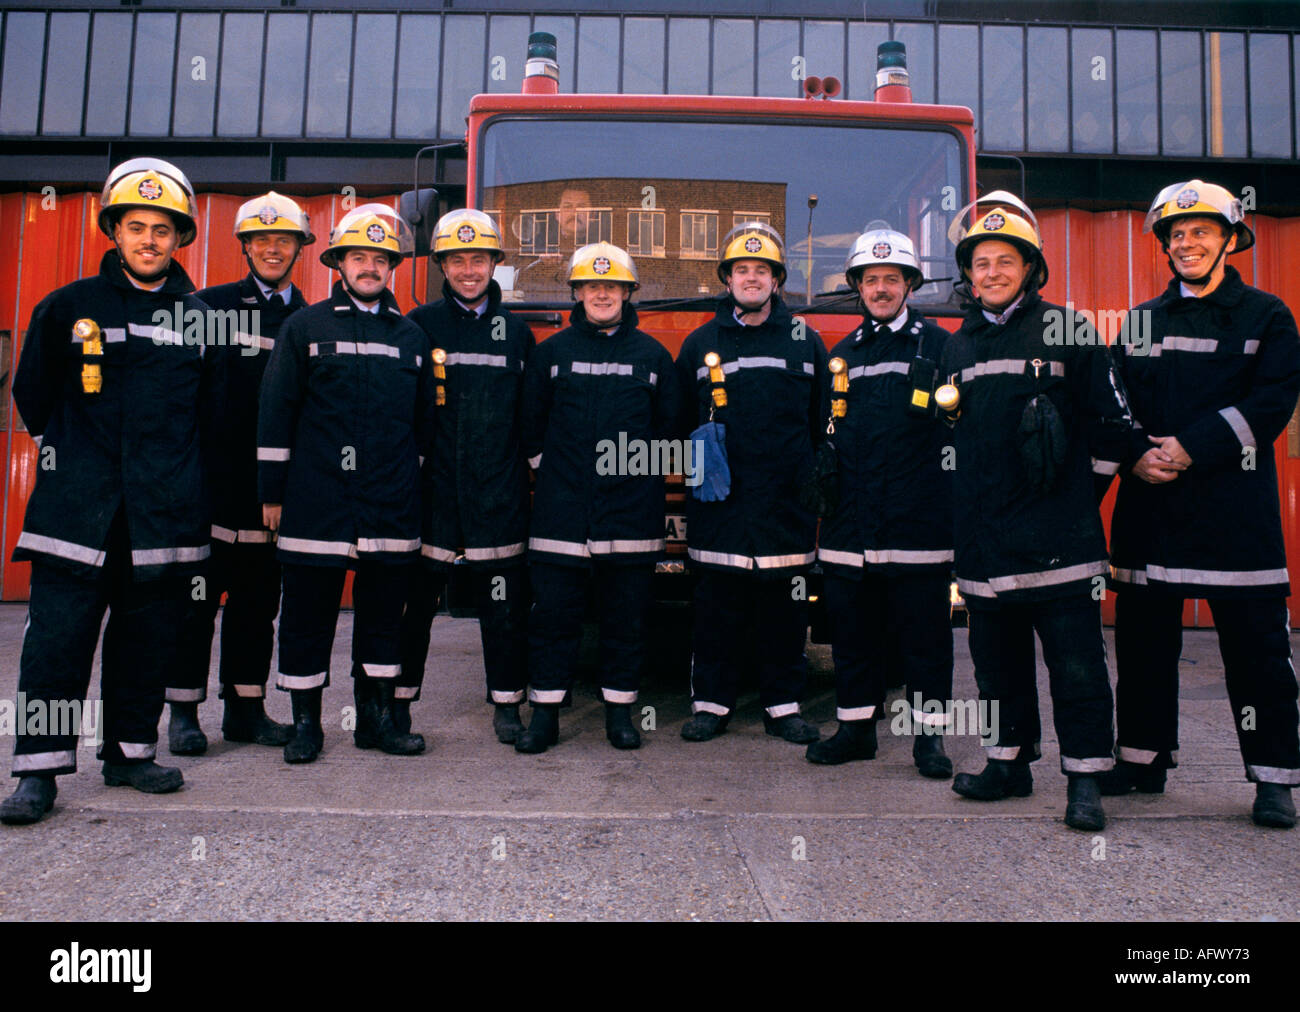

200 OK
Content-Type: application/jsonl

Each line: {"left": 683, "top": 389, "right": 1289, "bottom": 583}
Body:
{"left": 258, "top": 204, "right": 435, "bottom": 764}
{"left": 401, "top": 209, "right": 534, "bottom": 744}
{"left": 939, "top": 192, "right": 1133, "bottom": 831}
{"left": 810, "top": 224, "right": 955, "bottom": 776}
{"left": 675, "top": 222, "right": 829, "bottom": 745}
{"left": 167, "top": 193, "right": 313, "bottom": 755}
{"left": 517, "top": 242, "right": 678, "bottom": 753}
{"left": 1103, "top": 180, "right": 1300, "bottom": 829}
{"left": 1, "top": 158, "right": 208, "bottom": 825}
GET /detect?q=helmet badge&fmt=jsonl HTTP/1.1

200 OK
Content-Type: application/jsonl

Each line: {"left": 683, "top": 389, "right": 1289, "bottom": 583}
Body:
{"left": 457, "top": 224, "right": 476, "bottom": 243}
{"left": 1175, "top": 188, "right": 1199, "bottom": 209}
{"left": 872, "top": 241, "right": 892, "bottom": 258}
{"left": 258, "top": 206, "right": 280, "bottom": 225}
{"left": 366, "top": 223, "right": 386, "bottom": 243}
{"left": 744, "top": 236, "right": 763, "bottom": 253}
{"left": 593, "top": 256, "right": 612, "bottom": 275}
{"left": 137, "top": 177, "right": 163, "bottom": 201}
{"left": 983, "top": 213, "right": 1005, "bottom": 231}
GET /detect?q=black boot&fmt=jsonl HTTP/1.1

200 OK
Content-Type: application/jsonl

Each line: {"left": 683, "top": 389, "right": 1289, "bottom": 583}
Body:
{"left": 805, "top": 720, "right": 876, "bottom": 765}
{"left": 1097, "top": 760, "right": 1166, "bottom": 796}
{"left": 1252, "top": 783, "right": 1296, "bottom": 829}
{"left": 222, "top": 695, "right": 292, "bottom": 746}
{"left": 764, "top": 713, "right": 820, "bottom": 744}
{"left": 912, "top": 733, "right": 953, "bottom": 779}
{"left": 167, "top": 702, "right": 208, "bottom": 756}
{"left": 103, "top": 760, "right": 183, "bottom": 793}
{"left": 605, "top": 704, "right": 641, "bottom": 750}
{"left": 492, "top": 704, "right": 525, "bottom": 745}
{"left": 0, "top": 776, "right": 57, "bottom": 825}
{"left": 392, "top": 698, "right": 414, "bottom": 736}
{"left": 952, "top": 759, "right": 1033, "bottom": 800}
{"left": 284, "top": 689, "right": 324, "bottom": 764}
{"left": 1065, "top": 775, "right": 1106, "bottom": 831}
{"left": 681, "top": 711, "right": 729, "bottom": 742}
{"left": 515, "top": 705, "right": 559, "bottom": 754}
{"left": 356, "top": 680, "right": 425, "bottom": 755}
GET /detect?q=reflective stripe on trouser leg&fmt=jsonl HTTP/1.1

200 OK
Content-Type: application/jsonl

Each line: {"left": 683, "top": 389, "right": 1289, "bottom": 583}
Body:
{"left": 893, "top": 570, "right": 956, "bottom": 727}
{"left": 172, "top": 552, "right": 220, "bottom": 703}
{"left": 1208, "top": 596, "right": 1300, "bottom": 784}
{"left": 353, "top": 560, "right": 414, "bottom": 685}
{"left": 689, "top": 569, "right": 750, "bottom": 715}
{"left": 966, "top": 602, "right": 1041, "bottom": 762}
{"left": 99, "top": 562, "right": 187, "bottom": 763}
{"left": 754, "top": 570, "right": 809, "bottom": 718}
{"left": 1034, "top": 595, "right": 1115, "bottom": 773}
{"left": 11, "top": 561, "right": 109, "bottom": 776}
{"left": 397, "top": 566, "right": 446, "bottom": 702}
{"left": 1112, "top": 587, "right": 1183, "bottom": 768}
{"left": 475, "top": 564, "right": 529, "bottom": 704}
{"left": 527, "top": 562, "right": 587, "bottom": 702}
{"left": 595, "top": 563, "right": 653, "bottom": 704}
{"left": 276, "top": 564, "right": 345, "bottom": 691}
{"left": 824, "top": 570, "right": 888, "bottom": 721}
{"left": 217, "top": 541, "right": 281, "bottom": 698}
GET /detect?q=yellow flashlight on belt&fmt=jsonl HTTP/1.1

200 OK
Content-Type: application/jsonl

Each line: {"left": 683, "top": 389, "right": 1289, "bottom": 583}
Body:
{"left": 74, "top": 318, "right": 103, "bottom": 394}
{"left": 829, "top": 356, "right": 848, "bottom": 418}
{"left": 705, "top": 351, "right": 727, "bottom": 409}
{"left": 432, "top": 347, "right": 447, "bottom": 406}
{"left": 935, "top": 382, "right": 960, "bottom": 417}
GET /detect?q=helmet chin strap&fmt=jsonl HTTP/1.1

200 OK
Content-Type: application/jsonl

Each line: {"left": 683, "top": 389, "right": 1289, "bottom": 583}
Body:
{"left": 116, "top": 249, "right": 168, "bottom": 286}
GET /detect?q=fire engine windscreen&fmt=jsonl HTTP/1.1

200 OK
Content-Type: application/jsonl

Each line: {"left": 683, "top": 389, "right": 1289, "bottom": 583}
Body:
{"left": 478, "top": 118, "right": 965, "bottom": 311}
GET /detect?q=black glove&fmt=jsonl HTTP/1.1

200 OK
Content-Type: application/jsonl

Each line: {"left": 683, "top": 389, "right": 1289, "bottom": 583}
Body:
{"left": 800, "top": 439, "right": 841, "bottom": 517}
{"left": 1017, "top": 394, "right": 1067, "bottom": 495}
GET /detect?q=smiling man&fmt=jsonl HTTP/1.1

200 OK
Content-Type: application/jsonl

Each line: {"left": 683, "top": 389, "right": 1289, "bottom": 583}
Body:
{"left": 401, "top": 209, "right": 534, "bottom": 745}
{"left": 938, "top": 193, "right": 1134, "bottom": 831}
{"left": 674, "top": 222, "right": 829, "bottom": 746}
{"left": 166, "top": 193, "right": 314, "bottom": 757}
{"left": 2, "top": 158, "right": 209, "bottom": 825}
{"left": 258, "top": 204, "right": 435, "bottom": 764}
{"left": 1104, "top": 180, "right": 1300, "bottom": 828}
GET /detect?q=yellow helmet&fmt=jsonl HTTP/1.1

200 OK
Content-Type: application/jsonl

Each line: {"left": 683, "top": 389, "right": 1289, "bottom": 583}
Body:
{"left": 433, "top": 208, "right": 504, "bottom": 261}
{"left": 234, "top": 191, "right": 315, "bottom": 245}
{"left": 98, "top": 157, "right": 198, "bottom": 247}
{"left": 320, "top": 203, "right": 414, "bottom": 269}
{"left": 1143, "top": 179, "right": 1254, "bottom": 253}
{"left": 718, "top": 221, "right": 786, "bottom": 285}
{"left": 567, "top": 242, "right": 639, "bottom": 288}
{"left": 949, "top": 190, "right": 1049, "bottom": 290}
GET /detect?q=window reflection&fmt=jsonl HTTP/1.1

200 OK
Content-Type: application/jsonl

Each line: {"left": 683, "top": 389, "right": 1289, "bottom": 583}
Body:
{"left": 1116, "top": 29, "right": 1158, "bottom": 154}
{"left": 129, "top": 13, "right": 177, "bottom": 136}
{"left": 42, "top": 13, "right": 89, "bottom": 136}
{"left": 262, "top": 13, "right": 308, "bottom": 137}
{"left": 218, "top": 14, "right": 264, "bottom": 138}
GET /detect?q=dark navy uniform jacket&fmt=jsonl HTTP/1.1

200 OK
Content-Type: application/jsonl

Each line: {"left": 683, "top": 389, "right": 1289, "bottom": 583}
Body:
{"left": 1110, "top": 266, "right": 1300, "bottom": 598}
{"left": 196, "top": 272, "right": 307, "bottom": 547}
{"left": 13, "top": 250, "right": 210, "bottom": 580}
{"left": 674, "top": 294, "right": 829, "bottom": 575}
{"left": 407, "top": 279, "right": 533, "bottom": 569}
{"left": 258, "top": 281, "right": 436, "bottom": 568}
{"left": 522, "top": 303, "right": 678, "bottom": 568}
{"left": 817, "top": 305, "right": 954, "bottom": 577}
{"left": 938, "top": 290, "right": 1134, "bottom": 604}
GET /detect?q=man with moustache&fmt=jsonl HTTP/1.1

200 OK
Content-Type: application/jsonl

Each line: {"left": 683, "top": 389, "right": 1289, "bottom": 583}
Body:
{"left": 165, "top": 193, "right": 313, "bottom": 756}
{"left": 675, "top": 222, "right": 829, "bottom": 745}
{"left": 258, "top": 205, "right": 435, "bottom": 764}
{"left": 811, "top": 223, "right": 955, "bottom": 777}
{"left": 2, "top": 158, "right": 208, "bottom": 825}
{"left": 939, "top": 193, "right": 1133, "bottom": 831}
{"left": 401, "top": 209, "right": 534, "bottom": 744}
{"left": 1104, "top": 180, "right": 1300, "bottom": 829}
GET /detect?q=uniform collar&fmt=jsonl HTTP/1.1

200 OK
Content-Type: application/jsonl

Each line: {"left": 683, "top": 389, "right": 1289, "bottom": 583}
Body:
{"left": 716, "top": 292, "right": 791, "bottom": 331}
{"left": 1163, "top": 264, "right": 1246, "bottom": 309}
{"left": 441, "top": 278, "right": 500, "bottom": 319}
{"left": 329, "top": 279, "right": 403, "bottom": 317}
{"left": 569, "top": 301, "right": 638, "bottom": 336}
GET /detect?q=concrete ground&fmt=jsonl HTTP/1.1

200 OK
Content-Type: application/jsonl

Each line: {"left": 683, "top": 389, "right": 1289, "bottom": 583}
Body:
{"left": 0, "top": 603, "right": 1295, "bottom": 922}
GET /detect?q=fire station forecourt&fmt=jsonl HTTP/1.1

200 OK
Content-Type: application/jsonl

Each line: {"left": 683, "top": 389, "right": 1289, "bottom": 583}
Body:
{"left": 0, "top": 606, "right": 1295, "bottom": 936}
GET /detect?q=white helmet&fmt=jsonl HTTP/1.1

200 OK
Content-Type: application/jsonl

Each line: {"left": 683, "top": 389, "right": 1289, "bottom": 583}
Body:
{"left": 845, "top": 221, "right": 923, "bottom": 291}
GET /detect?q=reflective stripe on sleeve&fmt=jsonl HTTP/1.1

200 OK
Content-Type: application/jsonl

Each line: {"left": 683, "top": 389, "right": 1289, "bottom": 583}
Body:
{"left": 1121, "top": 564, "right": 1290, "bottom": 587}
{"left": 421, "top": 544, "right": 459, "bottom": 563}
{"left": 131, "top": 545, "right": 210, "bottom": 566}
{"left": 130, "top": 322, "right": 184, "bottom": 346}
{"left": 960, "top": 359, "right": 1065, "bottom": 383}
{"left": 1243, "top": 339, "right": 1260, "bottom": 355}
{"left": 688, "top": 548, "right": 753, "bottom": 570}
{"left": 754, "top": 551, "right": 816, "bottom": 569}
{"left": 463, "top": 542, "right": 527, "bottom": 561}
{"left": 571, "top": 361, "right": 634, "bottom": 376}
{"left": 1147, "top": 335, "right": 1218, "bottom": 357}
{"left": 588, "top": 538, "right": 665, "bottom": 554}
{"left": 277, "top": 536, "right": 358, "bottom": 558}
{"left": 445, "top": 352, "right": 508, "bottom": 367}
{"left": 257, "top": 447, "right": 291, "bottom": 461}
{"left": 356, "top": 537, "right": 420, "bottom": 554}
{"left": 848, "top": 362, "right": 909, "bottom": 381}
{"left": 15, "top": 532, "right": 106, "bottom": 567}
{"left": 818, "top": 547, "right": 864, "bottom": 568}
{"left": 1219, "top": 406, "right": 1255, "bottom": 449}
{"left": 529, "top": 537, "right": 591, "bottom": 558}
